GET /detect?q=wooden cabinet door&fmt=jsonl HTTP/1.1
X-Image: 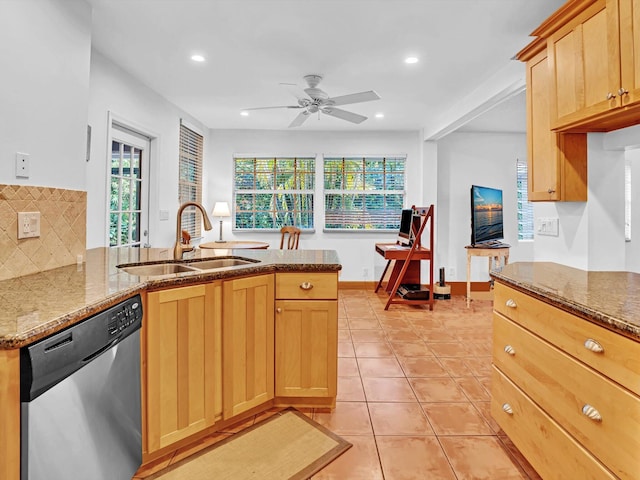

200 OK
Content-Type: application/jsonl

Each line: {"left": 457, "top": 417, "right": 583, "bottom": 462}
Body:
{"left": 548, "top": 0, "right": 621, "bottom": 129}
{"left": 275, "top": 300, "right": 338, "bottom": 398}
{"left": 619, "top": 0, "right": 640, "bottom": 106}
{"left": 222, "top": 275, "right": 274, "bottom": 419}
{"left": 145, "top": 283, "right": 221, "bottom": 454}
{"left": 527, "top": 48, "right": 587, "bottom": 201}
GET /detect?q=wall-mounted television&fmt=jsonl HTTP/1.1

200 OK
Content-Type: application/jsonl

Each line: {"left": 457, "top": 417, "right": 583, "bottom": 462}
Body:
{"left": 397, "top": 208, "right": 414, "bottom": 245}
{"left": 470, "top": 185, "right": 504, "bottom": 246}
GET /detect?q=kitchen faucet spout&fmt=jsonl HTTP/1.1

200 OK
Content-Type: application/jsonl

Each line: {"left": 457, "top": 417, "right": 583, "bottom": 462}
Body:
{"left": 173, "top": 202, "right": 213, "bottom": 260}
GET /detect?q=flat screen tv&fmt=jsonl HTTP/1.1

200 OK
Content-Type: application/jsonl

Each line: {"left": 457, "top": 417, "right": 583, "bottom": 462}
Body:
{"left": 397, "top": 208, "right": 414, "bottom": 245}
{"left": 470, "top": 185, "right": 504, "bottom": 246}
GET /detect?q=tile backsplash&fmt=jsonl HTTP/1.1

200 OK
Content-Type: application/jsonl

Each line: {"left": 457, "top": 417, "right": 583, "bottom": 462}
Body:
{"left": 0, "top": 184, "right": 86, "bottom": 280}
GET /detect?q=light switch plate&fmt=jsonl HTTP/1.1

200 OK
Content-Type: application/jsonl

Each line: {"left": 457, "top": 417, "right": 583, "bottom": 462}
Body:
{"left": 17, "top": 211, "right": 40, "bottom": 239}
{"left": 536, "top": 217, "right": 559, "bottom": 236}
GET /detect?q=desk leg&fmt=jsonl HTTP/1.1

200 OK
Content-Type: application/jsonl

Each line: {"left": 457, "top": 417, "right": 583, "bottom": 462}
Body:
{"left": 466, "top": 252, "right": 471, "bottom": 308}
{"left": 375, "top": 260, "right": 392, "bottom": 293}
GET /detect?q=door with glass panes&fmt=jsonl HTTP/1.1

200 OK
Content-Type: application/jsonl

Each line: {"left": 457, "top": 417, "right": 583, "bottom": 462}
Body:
{"left": 109, "top": 128, "right": 150, "bottom": 247}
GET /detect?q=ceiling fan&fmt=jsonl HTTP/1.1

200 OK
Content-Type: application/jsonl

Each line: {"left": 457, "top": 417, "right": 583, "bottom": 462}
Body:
{"left": 242, "top": 74, "right": 381, "bottom": 128}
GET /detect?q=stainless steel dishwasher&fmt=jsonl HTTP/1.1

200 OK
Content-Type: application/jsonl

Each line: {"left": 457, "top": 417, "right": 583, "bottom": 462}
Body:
{"left": 20, "top": 294, "right": 143, "bottom": 480}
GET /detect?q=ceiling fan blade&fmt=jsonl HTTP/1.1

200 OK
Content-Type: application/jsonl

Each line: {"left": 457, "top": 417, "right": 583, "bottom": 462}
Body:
{"left": 289, "top": 110, "right": 311, "bottom": 128}
{"left": 242, "top": 105, "right": 302, "bottom": 111}
{"left": 321, "top": 107, "right": 367, "bottom": 124}
{"left": 280, "top": 83, "right": 312, "bottom": 102}
{"left": 328, "top": 90, "right": 380, "bottom": 106}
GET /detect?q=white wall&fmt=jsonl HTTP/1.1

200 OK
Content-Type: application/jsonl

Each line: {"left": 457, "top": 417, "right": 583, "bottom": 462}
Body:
{"left": 436, "top": 131, "right": 533, "bottom": 282}
{"left": 205, "top": 129, "right": 424, "bottom": 281}
{"left": 0, "top": 0, "right": 91, "bottom": 189}
{"left": 87, "top": 50, "right": 207, "bottom": 248}
{"left": 626, "top": 148, "right": 640, "bottom": 273}
{"left": 531, "top": 127, "right": 640, "bottom": 272}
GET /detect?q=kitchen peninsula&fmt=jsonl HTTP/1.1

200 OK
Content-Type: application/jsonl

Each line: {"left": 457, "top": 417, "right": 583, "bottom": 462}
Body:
{"left": 490, "top": 262, "right": 640, "bottom": 480}
{"left": 0, "top": 247, "right": 341, "bottom": 479}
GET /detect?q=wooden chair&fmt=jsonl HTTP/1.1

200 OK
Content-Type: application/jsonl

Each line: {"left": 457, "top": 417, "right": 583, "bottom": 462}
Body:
{"left": 279, "top": 226, "right": 301, "bottom": 249}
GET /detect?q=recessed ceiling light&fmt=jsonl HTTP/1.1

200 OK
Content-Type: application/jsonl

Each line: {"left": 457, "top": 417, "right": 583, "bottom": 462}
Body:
{"left": 191, "top": 54, "right": 205, "bottom": 62}
{"left": 404, "top": 56, "right": 419, "bottom": 64}
{"left": 240, "top": 111, "right": 249, "bottom": 117}
{"left": 375, "top": 113, "right": 385, "bottom": 118}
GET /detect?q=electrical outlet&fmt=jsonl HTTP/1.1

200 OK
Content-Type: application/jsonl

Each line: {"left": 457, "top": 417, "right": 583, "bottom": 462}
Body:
{"left": 447, "top": 267, "right": 456, "bottom": 279}
{"left": 363, "top": 268, "right": 369, "bottom": 278}
{"left": 16, "top": 152, "right": 30, "bottom": 178}
{"left": 17, "top": 212, "right": 40, "bottom": 239}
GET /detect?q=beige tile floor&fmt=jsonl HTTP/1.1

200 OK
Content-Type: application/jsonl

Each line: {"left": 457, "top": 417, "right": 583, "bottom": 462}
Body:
{"left": 138, "top": 289, "right": 542, "bottom": 479}
{"left": 307, "top": 289, "right": 541, "bottom": 480}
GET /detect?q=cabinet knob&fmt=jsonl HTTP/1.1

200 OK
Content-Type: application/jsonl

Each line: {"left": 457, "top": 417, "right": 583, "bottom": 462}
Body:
{"left": 547, "top": 188, "right": 556, "bottom": 194}
{"left": 583, "top": 338, "right": 604, "bottom": 353}
{"left": 618, "top": 87, "right": 629, "bottom": 96}
{"left": 505, "top": 299, "right": 517, "bottom": 308}
{"left": 502, "top": 403, "right": 513, "bottom": 415}
{"left": 581, "top": 404, "right": 602, "bottom": 422}
{"left": 504, "top": 345, "right": 516, "bottom": 356}
{"left": 276, "top": 307, "right": 282, "bottom": 313}
{"left": 300, "top": 282, "right": 313, "bottom": 291}
{"left": 606, "top": 92, "right": 616, "bottom": 100}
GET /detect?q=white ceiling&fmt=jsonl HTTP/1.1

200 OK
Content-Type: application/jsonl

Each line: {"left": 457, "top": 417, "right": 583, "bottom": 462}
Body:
{"left": 86, "top": 0, "right": 563, "bottom": 133}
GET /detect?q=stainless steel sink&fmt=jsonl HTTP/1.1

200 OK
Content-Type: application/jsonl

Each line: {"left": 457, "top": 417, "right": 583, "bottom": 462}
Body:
{"left": 117, "top": 257, "right": 258, "bottom": 277}
{"left": 186, "top": 258, "right": 256, "bottom": 270}
{"left": 119, "top": 263, "right": 198, "bottom": 276}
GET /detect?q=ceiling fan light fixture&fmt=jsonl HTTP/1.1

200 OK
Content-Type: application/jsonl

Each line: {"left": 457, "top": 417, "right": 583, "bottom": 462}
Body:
{"left": 404, "top": 56, "right": 419, "bottom": 64}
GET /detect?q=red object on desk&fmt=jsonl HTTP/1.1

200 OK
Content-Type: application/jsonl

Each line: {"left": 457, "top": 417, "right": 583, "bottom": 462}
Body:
{"left": 374, "top": 205, "right": 435, "bottom": 311}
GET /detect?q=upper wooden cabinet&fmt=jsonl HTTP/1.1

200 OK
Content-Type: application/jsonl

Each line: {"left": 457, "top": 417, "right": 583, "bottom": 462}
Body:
{"left": 539, "top": 0, "right": 640, "bottom": 131}
{"left": 518, "top": 40, "right": 588, "bottom": 201}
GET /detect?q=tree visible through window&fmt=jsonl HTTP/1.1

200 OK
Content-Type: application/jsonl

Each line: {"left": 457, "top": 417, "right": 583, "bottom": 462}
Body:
{"left": 110, "top": 141, "right": 142, "bottom": 247}
{"left": 234, "top": 156, "right": 315, "bottom": 230}
{"left": 324, "top": 156, "right": 406, "bottom": 230}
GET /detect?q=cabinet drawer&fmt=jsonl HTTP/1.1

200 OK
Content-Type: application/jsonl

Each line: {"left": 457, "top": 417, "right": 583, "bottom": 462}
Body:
{"left": 493, "top": 313, "right": 640, "bottom": 479}
{"left": 275, "top": 273, "right": 338, "bottom": 300}
{"left": 494, "top": 282, "right": 640, "bottom": 395}
{"left": 491, "top": 366, "right": 616, "bottom": 480}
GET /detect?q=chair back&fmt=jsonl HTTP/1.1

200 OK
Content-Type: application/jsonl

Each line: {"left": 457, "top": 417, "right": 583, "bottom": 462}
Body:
{"left": 279, "top": 226, "right": 301, "bottom": 250}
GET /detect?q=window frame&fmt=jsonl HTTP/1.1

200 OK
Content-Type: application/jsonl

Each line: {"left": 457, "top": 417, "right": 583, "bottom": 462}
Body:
{"left": 323, "top": 155, "right": 407, "bottom": 232}
{"left": 232, "top": 154, "right": 316, "bottom": 231}
{"left": 516, "top": 158, "right": 534, "bottom": 241}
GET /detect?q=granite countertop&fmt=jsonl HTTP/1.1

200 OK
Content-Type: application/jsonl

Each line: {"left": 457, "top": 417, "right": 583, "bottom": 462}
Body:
{"left": 491, "top": 262, "right": 640, "bottom": 340}
{"left": 0, "top": 247, "right": 342, "bottom": 349}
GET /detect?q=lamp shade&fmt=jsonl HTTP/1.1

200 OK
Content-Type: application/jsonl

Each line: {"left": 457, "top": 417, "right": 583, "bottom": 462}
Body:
{"left": 212, "top": 201, "right": 231, "bottom": 218}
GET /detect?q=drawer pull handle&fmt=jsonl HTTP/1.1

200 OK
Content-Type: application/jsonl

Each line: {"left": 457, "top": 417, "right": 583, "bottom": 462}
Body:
{"left": 300, "top": 282, "right": 313, "bottom": 291}
{"left": 583, "top": 338, "right": 604, "bottom": 353}
{"left": 606, "top": 92, "right": 616, "bottom": 100}
{"left": 581, "top": 404, "right": 602, "bottom": 422}
{"left": 504, "top": 345, "right": 515, "bottom": 356}
{"left": 502, "top": 403, "right": 513, "bottom": 415}
{"left": 505, "top": 299, "right": 517, "bottom": 308}
{"left": 276, "top": 307, "right": 282, "bottom": 314}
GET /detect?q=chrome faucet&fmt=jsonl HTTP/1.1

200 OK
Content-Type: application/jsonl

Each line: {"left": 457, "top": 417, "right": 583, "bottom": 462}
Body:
{"left": 173, "top": 202, "right": 213, "bottom": 259}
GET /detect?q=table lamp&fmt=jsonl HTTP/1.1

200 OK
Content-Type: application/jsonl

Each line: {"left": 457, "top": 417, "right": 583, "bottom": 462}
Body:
{"left": 212, "top": 202, "right": 231, "bottom": 242}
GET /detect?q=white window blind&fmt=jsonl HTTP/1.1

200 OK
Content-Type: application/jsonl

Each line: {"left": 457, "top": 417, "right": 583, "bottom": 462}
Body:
{"left": 178, "top": 123, "right": 203, "bottom": 238}
{"left": 324, "top": 156, "right": 406, "bottom": 230}
{"left": 517, "top": 158, "right": 534, "bottom": 240}
{"left": 234, "top": 156, "right": 315, "bottom": 230}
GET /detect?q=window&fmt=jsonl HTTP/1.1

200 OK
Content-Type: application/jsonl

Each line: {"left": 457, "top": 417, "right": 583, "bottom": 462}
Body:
{"left": 110, "top": 140, "right": 143, "bottom": 247}
{"left": 178, "top": 122, "right": 203, "bottom": 238}
{"left": 233, "top": 156, "right": 315, "bottom": 230}
{"left": 324, "top": 156, "right": 406, "bottom": 230}
{"left": 625, "top": 158, "right": 631, "bottom": 242}
{"left": 516, "top": 158, "right": 534, "bottom": 240}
